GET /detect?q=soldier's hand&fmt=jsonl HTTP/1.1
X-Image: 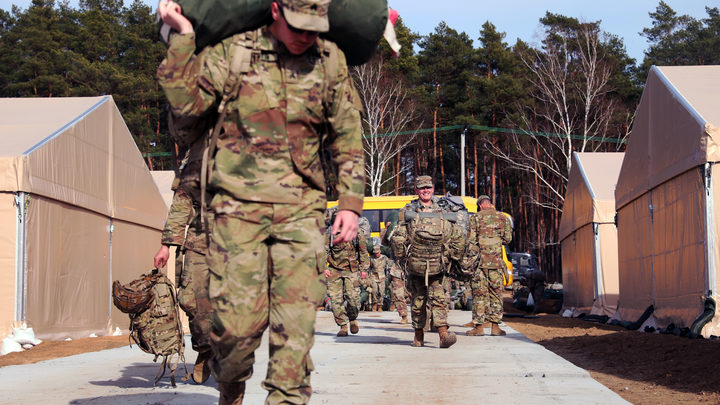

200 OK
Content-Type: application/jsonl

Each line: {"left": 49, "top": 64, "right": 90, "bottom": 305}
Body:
{"left": 154, "top": 245, "right": 170, "bottom": 268}
{"left": 360, "top": 271, "right": 368, "bottom": 279}
{"left": 324, "top": 269, "right": 331, "bottom": 278}
{"left": 158, "top": 0, "right": 194, "bottom": 34}
{"left": 332, "top": 209, "right": 358, "bottom": 244}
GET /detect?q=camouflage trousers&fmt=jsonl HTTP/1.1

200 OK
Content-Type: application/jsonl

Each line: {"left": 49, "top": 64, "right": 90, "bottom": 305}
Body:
{"left": 327, "top": 268, "right": 360, "bottom": 325}
{"left": 408, "top": 273, "right": 448, "bottom": 329}
{"left": 389, "top": 276, "right": 408, "bottom": 317}
{"left": 176, "top": 248, "right": 213, "bottom": 354}
{"left": 371, "top": 278, "right": 386, "bottom": 307}
{"left": 207, "top": 192, "right": 326, "bottom": 405}
{"left": 472, "top": 267, "right": 504, "bottom": 324}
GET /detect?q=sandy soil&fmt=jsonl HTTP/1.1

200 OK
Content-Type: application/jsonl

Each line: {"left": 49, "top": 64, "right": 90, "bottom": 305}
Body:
{"left": 503, "top": 301, "right": 720, "bottom": 405}
{"left": 2, "top": 301, "right": 719, "bottom": 405}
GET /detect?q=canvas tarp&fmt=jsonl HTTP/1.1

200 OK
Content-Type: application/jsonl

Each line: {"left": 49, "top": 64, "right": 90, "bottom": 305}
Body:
{"left": 560, "top": 152, "right": 623, "bottom": 316}
{"left": 615, "top": 66, "right": 720, "bottom": 335}
{"left": 0, "top": 96, "right": 167, "bottom": 339}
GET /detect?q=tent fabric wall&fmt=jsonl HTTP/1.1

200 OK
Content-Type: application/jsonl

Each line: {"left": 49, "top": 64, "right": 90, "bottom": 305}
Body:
{"left": 0, "top": 96, "right": 166, "bottom": 339}
{"left": 651, "top": 169, "right": 706, "bottom": 327}
{"left": 617, "top": 192, "right": 655, "bottom": 323}
{"left": 560, "top": 223, "right": 596, "bottom": 313}
{"left": 0, "top": 192, "right": 17, "bottom": 337}
{"left": 25, "top": 195, "right": 111, "bottom": 340}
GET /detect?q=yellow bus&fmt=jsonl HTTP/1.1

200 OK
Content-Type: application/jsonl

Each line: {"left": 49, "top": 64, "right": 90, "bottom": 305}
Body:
{"left": 327, "top": 195, "right": 513, "bottom": 285}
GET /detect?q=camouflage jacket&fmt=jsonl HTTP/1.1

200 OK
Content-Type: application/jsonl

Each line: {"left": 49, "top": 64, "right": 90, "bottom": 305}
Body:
{"left": 326, "top": 231, "right": 370, "bottom": 273}
{"left": 370, "top": 253, "right": 390, "bottom": 282}
{"left": 468, "top": 208, "right": 512, "bottom": 269}
{"left": 161, "top": 187, "right": 207, "bottom": 254}
{"left": 160, "top": 140, "right": 209, "bottom": 254}
{"left": 157, "top": 29, "right": 365, "bottom": 214}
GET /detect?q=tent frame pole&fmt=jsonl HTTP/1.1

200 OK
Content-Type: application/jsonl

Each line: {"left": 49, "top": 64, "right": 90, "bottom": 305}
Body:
{"left": 704, "top": 163, "right": 716, "bottom": 298}
{"left": 14, "top": 192, "right": 27, "bottom": 323}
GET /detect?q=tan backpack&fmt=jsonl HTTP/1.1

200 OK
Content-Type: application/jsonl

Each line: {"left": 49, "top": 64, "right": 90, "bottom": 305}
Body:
{"left": 112, "top": 270, "right": 188, "bottom": 387}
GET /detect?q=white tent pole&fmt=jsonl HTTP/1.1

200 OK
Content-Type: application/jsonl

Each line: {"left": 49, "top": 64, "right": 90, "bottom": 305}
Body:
{"left": 108, "top": 219, "right": 114, "bottom": 319}
{"left": 14, "top": 192, "right": 27, "bottom": 323}
{"left": 705, "top": 163, "right": 716, "bottom": 298}
{"left": 593, "top": 223, "right": 604, "bottom": 302}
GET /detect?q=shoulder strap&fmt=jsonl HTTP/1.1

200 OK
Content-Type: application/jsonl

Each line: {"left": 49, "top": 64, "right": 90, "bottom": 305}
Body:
{"left": 201, "top": 31, "right": 260, "bottom": 243}
{"left": 321, "top": 40, "right": 340, "bottom": 107}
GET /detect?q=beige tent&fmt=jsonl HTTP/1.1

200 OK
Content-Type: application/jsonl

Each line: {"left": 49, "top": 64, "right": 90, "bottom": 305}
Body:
{"left": 615, "top": 65, "right": 720, "bottom": 336}
{"left": 560, "top": 152, "right": 624, "bottom": 317}
{"left": 0, "top": 96, "right": 167, "bottom": 340}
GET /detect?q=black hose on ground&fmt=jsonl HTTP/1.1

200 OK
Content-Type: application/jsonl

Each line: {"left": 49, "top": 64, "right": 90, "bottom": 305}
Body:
{"left": 688, "top": 297, "right": 716, "bottom": 338}
{"left": 609, "top": 305, "right": 654, "bottom": 330}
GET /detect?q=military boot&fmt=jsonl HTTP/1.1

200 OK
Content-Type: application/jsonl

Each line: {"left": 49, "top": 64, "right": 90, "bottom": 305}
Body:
{"left": 466, "top": 324, "right": 484, "bottom": 336}
{"left": 350, "top": 320, "right": 360, "bottom": 334}
{"left": 437, "top": 326, "right": 457, "bottom": 348}
{"left": 337, "top": 324, "right": 348, "bottom": 337}
{"left": 218, "top": 382, "right": 245, "bottom": 405}
{"left": 462, "top": 320, "right": 474, "bottom": 328}
{"left": 389, "top": 303, "right": 396, "bottom": 311}
{"left": 400, "top": 315, "right": 409, "bottom": 324}
{"left": 192, "top": 350, "right": 213, "bottom": 384}
{"left": 412, "top": 328, "right": 424, "bottom": 347}
{"left": 491, "top": 322, "right": 506, "bottom": 336}
{"left": 377, "top": 305, "right": 383, "bottom": 312}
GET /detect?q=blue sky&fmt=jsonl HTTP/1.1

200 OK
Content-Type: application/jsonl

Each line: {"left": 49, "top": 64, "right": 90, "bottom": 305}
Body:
{"left": 0, "top": 0, "right": 716, "bottom": 63}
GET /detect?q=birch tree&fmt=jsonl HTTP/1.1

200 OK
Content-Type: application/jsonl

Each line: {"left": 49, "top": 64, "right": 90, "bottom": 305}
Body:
{"left": 353, "top": 57, "right": 419, "bottom": 196}
{"left": 486, "top": 13, "right": 635, "bottom": 212}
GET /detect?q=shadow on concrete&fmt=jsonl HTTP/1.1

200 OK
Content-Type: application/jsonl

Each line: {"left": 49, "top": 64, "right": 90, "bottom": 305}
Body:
{"left": 69, "top": 392, "right": 218, "bottom": 404}
{"left": 89, "top": 362, "right": 216, "bottom": 390}
{"left": 331, "top": 335, "right": 410, "bottom": 345}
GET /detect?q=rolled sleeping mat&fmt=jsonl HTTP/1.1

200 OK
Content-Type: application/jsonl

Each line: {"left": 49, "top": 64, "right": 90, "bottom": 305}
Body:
{"left": 175, "top": 0, "right": 388, "bottom": 65}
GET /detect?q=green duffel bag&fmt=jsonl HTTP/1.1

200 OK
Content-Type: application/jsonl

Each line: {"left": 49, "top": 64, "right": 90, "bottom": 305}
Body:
{"left": 175, "top": 0, "right": 388, "bottom": 66}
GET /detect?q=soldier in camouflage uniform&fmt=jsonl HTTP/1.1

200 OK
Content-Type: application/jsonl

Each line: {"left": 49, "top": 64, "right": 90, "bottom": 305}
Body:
{"left": 387, "top": 258, "right": 409, "bottom": 323}
{"left": 466, "top": 195, "right": 513, "bottom": 337}
{"left": 325, "top": 211, "right": 369, "bottom": 335}
{"left": 369, "top": 245, "right": 390, "bottom": 311}
{"left": 153, "top": 141, "right": 213, "bottom": 385}
{"left": 157, "top": 0, "right": 365, "bottom": 403}
{"left": 390, "top": 176, "right": 466, "bottom": 348}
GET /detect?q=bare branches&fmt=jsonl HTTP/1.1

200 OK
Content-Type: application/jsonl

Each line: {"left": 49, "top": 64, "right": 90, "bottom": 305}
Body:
{"left": 352, "top": 58, "right": 420, "bottom": 196}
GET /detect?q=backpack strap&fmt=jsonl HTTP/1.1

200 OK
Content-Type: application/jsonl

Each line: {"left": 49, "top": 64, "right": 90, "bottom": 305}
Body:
{"left": 201, "top": 30, "right": 260, "bottom": 243}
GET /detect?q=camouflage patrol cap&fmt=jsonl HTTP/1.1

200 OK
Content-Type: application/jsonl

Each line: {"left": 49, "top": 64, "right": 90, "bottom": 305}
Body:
{"left": 278, "top": 0, "right": 331, "bottom": 33}
{"left": 477, "top": 195, "right": 491, "bottom": 203}
{"left": 415, "top": 175, "right": 433, "bottom": 188}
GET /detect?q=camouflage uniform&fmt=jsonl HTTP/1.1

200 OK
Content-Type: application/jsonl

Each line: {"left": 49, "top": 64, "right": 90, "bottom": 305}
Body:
{"left": 388, "top": 259, "right": 408, "bottom": 317}
{"left": 326, "top": 232, "right": 369, "bottom": 324}
{"left": 157, "top": 21, "right": 364, "bottom": 403}
{"left": 468, "top": 206, "right": 513, "bottom": 324}
{"left": 369, "top": 250, "right": 390, "bottom": 307}
{"left": 161, "top": 143, "right": 213, "bottom": 358}
{"left": 391, "top": 197, "right": 466, "bottom": 330}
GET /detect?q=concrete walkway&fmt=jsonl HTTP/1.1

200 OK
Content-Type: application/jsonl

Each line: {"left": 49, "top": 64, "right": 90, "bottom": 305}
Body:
{"left": 0, "top": 309, "right": 629, "bottom": 405}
